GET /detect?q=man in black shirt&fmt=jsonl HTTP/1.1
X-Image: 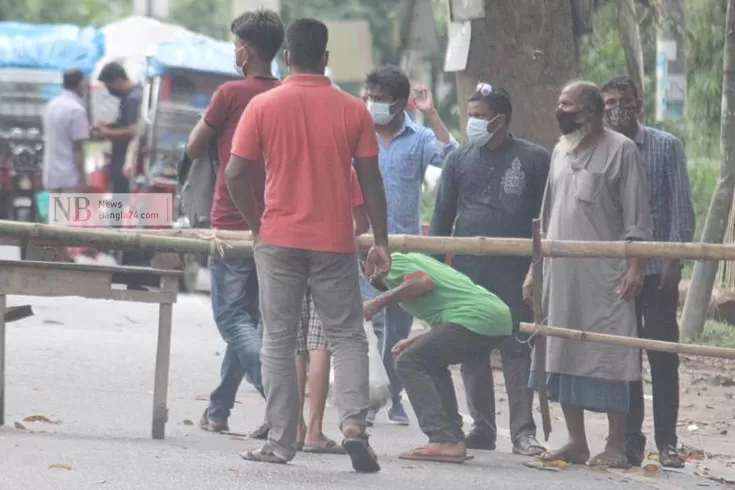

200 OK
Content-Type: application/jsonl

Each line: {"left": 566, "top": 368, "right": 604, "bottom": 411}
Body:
{"left": 429, "top": 83, "right": 549, "bottom": 456}
{"left": 95, "top": 62, "right": 143, "bottom": 195}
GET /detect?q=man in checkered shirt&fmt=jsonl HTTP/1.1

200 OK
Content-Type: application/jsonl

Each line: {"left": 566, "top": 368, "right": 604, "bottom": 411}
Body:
{"left": 602, "top": 75, "right": 695, "bottom": 469}
{"left": 295, "top": 168, "right": 369, "bottom": 454}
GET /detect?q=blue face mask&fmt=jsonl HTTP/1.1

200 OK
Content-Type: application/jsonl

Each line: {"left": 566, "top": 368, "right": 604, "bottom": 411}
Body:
{"left": 466, "top": 115, "right": 501, "bottom": 146}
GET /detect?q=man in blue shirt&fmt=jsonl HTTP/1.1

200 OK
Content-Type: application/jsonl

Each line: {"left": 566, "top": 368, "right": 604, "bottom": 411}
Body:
{"left": 360, "top": 65, "right": 457, "bottom": 425}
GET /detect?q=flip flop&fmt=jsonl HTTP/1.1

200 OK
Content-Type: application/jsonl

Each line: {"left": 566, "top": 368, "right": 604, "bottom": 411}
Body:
{"left": 588, "top": 450, "right": 630, "bottom": 470}
{"left": 342, "top": 436, "right": 381, "bottom": 473}
{"left": 240, "top": 447, "right": 287, "bottom": 465}
{"left": 302, "top": 439, "right": 347, "bottom": 455}
{"left": 398, "top": 447, "right": 466, "bottom": 464}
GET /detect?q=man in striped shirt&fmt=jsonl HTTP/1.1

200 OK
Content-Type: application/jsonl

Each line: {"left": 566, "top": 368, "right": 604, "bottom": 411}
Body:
{"left": 601, "top": 76, "right": 695, "bottom": 469}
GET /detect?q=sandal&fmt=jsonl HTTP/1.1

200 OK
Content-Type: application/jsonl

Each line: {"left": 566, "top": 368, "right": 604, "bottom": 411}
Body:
{"left": 398, "top": 447, "right": 466, "bottom": 464}
{"left": 342, "top": 435, "right": 381, "bottom": 473}
{"left": 240, "top": 446, "right": 288, "bottom": 465}
{"left": 588, "top": 449, "right": 630, "bottom": 469}
{"left": 302, "top": 439, "right": 347, "bottom": 455}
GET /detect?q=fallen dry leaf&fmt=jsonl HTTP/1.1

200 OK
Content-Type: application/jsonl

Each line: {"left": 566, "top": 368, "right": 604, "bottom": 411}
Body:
{"left": 229, "top": 467, "right": 239, "bottom": 472}
{"left": 23, "top": 415, "right": 59, "bottom": 424}
{"left": 48, "top": 463, "right": 72, "bottom": 470}
{"left": 182, "top": 419, "right": 194, "bottom": 426}
{"left": 523, "top": 461, "right": 562, "bottom": 472}
{"left": 229, "top": 436, "right": 245, "bottom": 441}
{"left": 14, "top": 422, "right": 26, "bottom": 430}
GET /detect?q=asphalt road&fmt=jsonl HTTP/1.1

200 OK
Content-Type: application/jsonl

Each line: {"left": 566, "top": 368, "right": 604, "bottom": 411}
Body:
{"left": 0, "top": 294, "right": 730, "bottom": 490}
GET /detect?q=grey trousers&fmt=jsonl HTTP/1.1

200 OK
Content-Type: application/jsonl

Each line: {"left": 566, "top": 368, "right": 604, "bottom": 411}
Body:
{"left": 254, "top": 241, "right": 369, "bottom": 461}
{"left": 461, "top": 347, "right": 536, "bottom": 443}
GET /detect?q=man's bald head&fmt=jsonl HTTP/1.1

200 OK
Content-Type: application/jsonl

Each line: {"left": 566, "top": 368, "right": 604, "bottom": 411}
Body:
{"left": 560, "top": 80, "right": 604, "bottom": 119}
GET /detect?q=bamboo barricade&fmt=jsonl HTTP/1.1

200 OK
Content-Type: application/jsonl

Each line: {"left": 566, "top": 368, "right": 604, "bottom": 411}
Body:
{"left": 7, "top": 221, "right": 735, "bottom": 260}
{"left": 531, "top": 219, "right": 552, "bottom": 441}
{"left": 519, "top": 323, "right": 735, "bottom": 360}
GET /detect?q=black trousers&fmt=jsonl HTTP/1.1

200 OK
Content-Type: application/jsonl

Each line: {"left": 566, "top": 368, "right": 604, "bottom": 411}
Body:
{"left": 625, "top": 274, "right": 680, "bottom": 451}
{"left": 396, "top": 323, "right": 505, "bottom": 443}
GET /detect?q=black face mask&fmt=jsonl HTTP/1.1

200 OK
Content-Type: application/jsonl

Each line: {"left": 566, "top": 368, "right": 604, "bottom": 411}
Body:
{"left": 556, "top": 109, "right": 585, "bottom": 135}
{"left": 108, "top": 88, "right": 126, "bottom": 98}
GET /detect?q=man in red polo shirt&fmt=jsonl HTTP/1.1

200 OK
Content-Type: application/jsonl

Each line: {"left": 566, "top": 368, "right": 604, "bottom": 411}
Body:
{"left": 186, "top": 9, "right": 283, "bottom": 439}
{"left": 226, "top": 18, "right": 390, "bottom": 473}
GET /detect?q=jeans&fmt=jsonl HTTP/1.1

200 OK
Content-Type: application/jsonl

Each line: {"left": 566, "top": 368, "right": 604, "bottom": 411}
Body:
{"left": 207, "top": 256, "right": 264, "bottom": 421}
{"left": 396, "top": 323, "right": 505, "bottom": 443}
{"left": 626, "top": 274, "right": 680, "bottom": 451}
{"left": 359, "top": 271, "right": 412, "bottom": 405}
{"left": 255, "top": 241, "right": 369, "bottom": 462}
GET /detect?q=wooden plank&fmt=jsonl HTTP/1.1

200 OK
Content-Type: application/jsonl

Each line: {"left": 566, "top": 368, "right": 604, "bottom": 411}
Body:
{"left": 531, "top": 219, "right": 551, "bottom": 441}
{"left": 0, "top": 260, "right": 183, "bottom": 277}
{"left": 151, "top": 273, "right": 178, "bottom": 440}
{"left": 0, "top": 265, "right": 112, "bottom": 298}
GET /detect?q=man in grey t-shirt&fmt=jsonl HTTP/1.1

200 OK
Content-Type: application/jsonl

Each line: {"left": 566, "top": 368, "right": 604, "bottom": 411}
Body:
{"left": 42, "top": 69, "right": 89, "bottom": 192}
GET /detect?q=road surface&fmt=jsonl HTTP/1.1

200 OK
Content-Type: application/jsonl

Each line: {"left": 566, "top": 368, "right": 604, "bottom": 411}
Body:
{"left": 0, "top": 294, "right": 731, "bottom": 490}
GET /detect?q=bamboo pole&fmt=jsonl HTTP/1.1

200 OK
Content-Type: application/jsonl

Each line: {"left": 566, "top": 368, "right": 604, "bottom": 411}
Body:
{"left": 8, "top": 221, "right": 735, "bottom": 261}
{"left": 531, "top": 219, "right": 551, "bottom": 441}
{"left": 519, "top": 323, "right": 735, "bottom": 360}
{"left": 0, "top": 221, "right": 253, "bottom": 258}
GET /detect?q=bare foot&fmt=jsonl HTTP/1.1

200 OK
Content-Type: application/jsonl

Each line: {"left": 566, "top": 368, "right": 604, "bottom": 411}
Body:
{"left": 541, "top": 441, "right": 590, "bottom": 465}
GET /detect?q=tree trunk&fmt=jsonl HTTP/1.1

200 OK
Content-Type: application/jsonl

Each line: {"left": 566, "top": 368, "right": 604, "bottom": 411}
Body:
{"left": 680, "top": 0, "right": 735, "bottom": 341}
{"left": 617, "top": 0, "right": 645, "bottom": 122}
{"left": 454, "top": 0, "right": 578, "bottom": 150}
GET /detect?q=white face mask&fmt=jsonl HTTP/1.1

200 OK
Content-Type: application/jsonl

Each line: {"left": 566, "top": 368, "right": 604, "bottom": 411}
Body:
{"left": 233, "top": 46, "right": 246, "bottom": 77}
{"left": 367, "top": 99, "right": 396, "bottom": 125}
{"left": 466, "top": 115, "right": 500, "bottom": 146}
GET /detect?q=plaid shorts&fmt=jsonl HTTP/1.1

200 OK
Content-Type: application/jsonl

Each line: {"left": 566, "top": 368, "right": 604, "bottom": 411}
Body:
{"left": 297, "top": 287, "right": 330, "bottom": 354}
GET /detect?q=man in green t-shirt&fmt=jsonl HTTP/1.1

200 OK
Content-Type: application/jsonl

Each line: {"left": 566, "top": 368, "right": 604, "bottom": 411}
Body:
{"left": 363, "top": 252, "right": 512, "bottom": 463}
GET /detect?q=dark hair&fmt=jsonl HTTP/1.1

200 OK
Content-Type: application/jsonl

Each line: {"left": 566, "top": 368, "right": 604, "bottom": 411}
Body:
{"left": 468, "top": 86, "right": 513, "bottom": 123}
{"left": 364, "top": 65, "right": 410, "bottom": 101}
{"left": 286, "top": 18, "right": 328, "bottom": 72}
{"left": 98, "top": 62, "right": 128, "bottom": 83}
{"left": 63, "top": 69, "right": 84, "bottom": 90}
{"left": 230, "top": 8, "right": 285, "bottom": 63}
{"left": 601, "top": 75, "right": 641, "bottom": 102}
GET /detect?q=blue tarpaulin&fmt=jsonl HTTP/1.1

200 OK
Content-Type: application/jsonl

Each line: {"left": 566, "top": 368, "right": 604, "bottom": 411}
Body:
{"left": 0, "top": 22, "right": 105, "bottom": 74}
{"left": 145, "top": 35, "right": 281, "bottom": 79}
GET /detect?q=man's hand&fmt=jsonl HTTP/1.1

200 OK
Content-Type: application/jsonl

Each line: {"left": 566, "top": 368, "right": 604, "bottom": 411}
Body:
{"left": 660, "top": 259, "right": 681, "bottom": 291}
{"left": 363, "top": 299, "right": 382, "bottom": 321}
{"left": 365, "top": 244, "right": 391, "bottom": 281}
{"left": 618, "top": 262, "right": 644, "bottom": 300}
{"left": 413, "top": 86, "right": 435, "bottom": 113}
{"left": 522, "top": 272, "right": 534, "bottom": 306}
{"left": 123, "top": 159, "right": 136, "bottom": 179}
{"left": 391, "top": 338, "right": 415, "bottom": 358}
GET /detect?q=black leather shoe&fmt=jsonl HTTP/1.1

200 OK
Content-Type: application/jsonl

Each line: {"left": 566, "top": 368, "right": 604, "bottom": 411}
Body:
{"left": 659, "top": 445, "right": 685, "bottom": 469}
{"left": 512, "top": 434, "right": 546, "bottom": 456}
{"left": 465, "top": 430, "right": 496, "bottom": 450}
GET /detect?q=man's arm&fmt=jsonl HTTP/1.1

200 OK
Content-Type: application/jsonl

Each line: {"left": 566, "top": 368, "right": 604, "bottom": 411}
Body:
{"left": 99, "top": 125, "right": 136, "bottom": 141}
{"left": 226, "top": 100, "right": 263, "bottom": 233}
{"left": 414, "top": 85, "right": 453, "bottom": 145}
{"left": 188, "top": 88, "right": 228, "bottom": 159}
{"left": 372, "top": 272, "right": 434, "bottom": 310}
{"left": 226, "top": 156, "right": 262, "bottom": 233}
{"left": 69, "top": 107, "right": 89, "bottom": 187}
{"left": 99, "top": 93, "right": 141, "bottom": 142}
{"left": 353, "top": 205, "right": 369, "bottom": 235}
{"left": 428, "top": 151, "right": 459, "bottom": 237}
{"left": 353, "top": 107, "right": 388, "bottom": 247}
{"left": 531, "top": 149, "right": 551, "bottom": 219}
{"left": 666, "top": 138, "right": 695, "bottom": 243}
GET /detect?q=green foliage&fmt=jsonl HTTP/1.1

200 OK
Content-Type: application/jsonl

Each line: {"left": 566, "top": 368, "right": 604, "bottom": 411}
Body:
{"left": 171, "top": 0, "right": 230, "bottom": 40}
{"left": 579, "top": 0, "right": 726, "bottom": 159}
{"left": 0, "top": 0, "right": 128, "bottom": 26}
{"left": 688, "top": 158, "right": 719, "bottom": 240}
{"left": 697, "top": 321, "right": 735, "bottom": 346}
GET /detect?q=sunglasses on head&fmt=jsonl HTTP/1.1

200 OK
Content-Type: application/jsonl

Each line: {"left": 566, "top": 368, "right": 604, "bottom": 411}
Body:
{"left": 476, "top": 82, "right": 493, "bottom": 96}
